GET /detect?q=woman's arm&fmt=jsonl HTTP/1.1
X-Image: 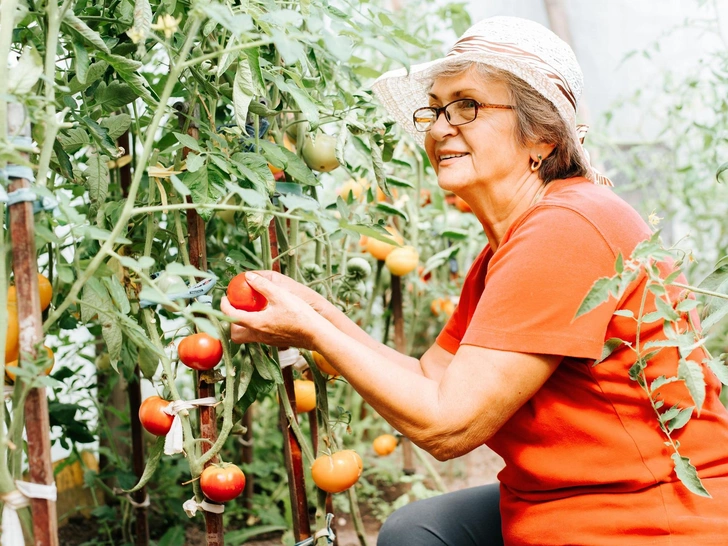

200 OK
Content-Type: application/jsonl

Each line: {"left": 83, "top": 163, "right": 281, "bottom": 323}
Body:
{"left": 222, "top": 273, "right": 560, "bottom": 460}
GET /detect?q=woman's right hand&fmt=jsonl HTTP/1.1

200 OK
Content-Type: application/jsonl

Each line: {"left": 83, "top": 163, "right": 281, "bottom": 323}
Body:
{"left": 237, "top": 270, "right": 334, "bottom": 318}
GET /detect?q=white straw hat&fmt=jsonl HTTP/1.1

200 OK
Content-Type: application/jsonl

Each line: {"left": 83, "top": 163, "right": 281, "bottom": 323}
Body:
{"left": 371, "top": 16, "right": 612, "bottom": 186}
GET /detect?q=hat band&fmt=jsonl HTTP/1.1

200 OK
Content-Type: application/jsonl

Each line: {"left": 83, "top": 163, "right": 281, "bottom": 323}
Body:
{"left": 446, "top": 35, "right": 577, "bottom": 111}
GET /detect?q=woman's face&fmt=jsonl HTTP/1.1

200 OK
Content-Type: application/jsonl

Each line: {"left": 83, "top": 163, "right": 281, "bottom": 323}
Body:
{"left": 424, "top": 68, "right": 530, "bottom": 194}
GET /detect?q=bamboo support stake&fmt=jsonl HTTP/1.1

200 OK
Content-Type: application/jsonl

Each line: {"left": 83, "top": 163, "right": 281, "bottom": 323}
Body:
{"left": 179, "top": 109, "right": 225, "bottom": 546}
{"left": 268, "top": 220, "right": 312, "bottom": 541}
{"left": 390, "top": 276, "right": 415, "bottom": 475}
{"left": 7, "top": 103, "right": 58, "bottom": 545}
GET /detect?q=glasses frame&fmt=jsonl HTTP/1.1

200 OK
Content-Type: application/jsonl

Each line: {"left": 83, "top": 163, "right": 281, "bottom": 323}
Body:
{"left": 412, "top": 98, "right": 515, "bottom": 132}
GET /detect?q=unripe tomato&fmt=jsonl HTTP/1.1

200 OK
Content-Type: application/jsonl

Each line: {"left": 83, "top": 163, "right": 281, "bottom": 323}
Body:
{"left": 5, "top": 304, "right": 19, "bottom": 364}
{"left": 311, "top": 450, "right": 363, "bottom": 493}
{"left": 227, "top": 272, "right": 267, "bottom": 312}
{"left": 365, "top": 227, "right": 403, "bottom": 262}
{"left": 5, "top": 345, "right": 54, "bottom": 382}
{"left": 385, "top": 246, "right": 419, "bottom": 277}
{"left": 155, "top": 272, "right": 188, "bottom": 312}
{"left": 139, "top": 396, "right": 174, "bottom": 436}
{"left": 8, "top": 273, "right": 53, "bottom": 312}
{"left": 302, "top": 134, "right": 340, "bottom": 172}
{"left": 337, "top": 178, "right": 367, "bottom": 201}
{"left": 217, "top": 193, "right": 239, "bottom": 225}
{"left": 454, "top": 196, "right": 473, "bottom": 213}
{"left": 294, "top": 379, "right": 316, "bottom": 413}
{"left": 178, "top": 333, "right": 223, "bottom": 371}
{"left": 373, "top": 434, "right": 398, "bottom": 456}
{"left": 311, "top": 351, "right": 339, "bottom": 377}
{"left": 200, "top": 464, "right": 246, "bottom": 503}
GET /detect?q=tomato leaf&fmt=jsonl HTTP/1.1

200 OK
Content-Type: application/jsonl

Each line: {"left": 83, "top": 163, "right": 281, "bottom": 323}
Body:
{"left": 574, "top": 276, "right": 619, "bottom": 319}
{"left": 706, "top": 356, "right": 728, "bottom": 385}
{"left": 671, "top": 453, "right": 711, "bottom": 498}
{"left": 678, "top": 357, "right": 706, "bottom": 413}
{"left": 233, "top": 56, "right": 255, "bottom": 130}
{"left": 123, "top": 436, "right": 165, "bottom": 493}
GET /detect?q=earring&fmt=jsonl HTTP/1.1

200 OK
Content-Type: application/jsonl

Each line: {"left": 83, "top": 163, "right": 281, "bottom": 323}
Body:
{"left": 530, "top": 154, "right": 543, "bottom": 172}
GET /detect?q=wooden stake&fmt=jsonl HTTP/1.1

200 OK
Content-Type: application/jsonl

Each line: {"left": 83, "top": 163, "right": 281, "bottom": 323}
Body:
{"left": 7, "top": 103, "right": 58, "bottom": 544}
{"left": 268, "top": 221, "right": 311, "bottom": 541}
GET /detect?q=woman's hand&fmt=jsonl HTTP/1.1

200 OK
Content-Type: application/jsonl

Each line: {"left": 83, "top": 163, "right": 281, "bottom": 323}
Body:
{"left": 220, "top": 272, "right": 332, "bottom": 350}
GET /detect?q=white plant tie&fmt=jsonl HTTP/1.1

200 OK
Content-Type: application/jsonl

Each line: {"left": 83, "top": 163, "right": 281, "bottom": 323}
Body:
{"left": 3, "top": 386, "right": 13, "bottom": 400}
{"left": 182, "top": 497, "right": 224, "bottom": 518}
{"left": 1, "top": 481, "right": 57, "bottom": 546}
{"left": 162, "top": 397, "right": 218, "bottom": 455}
{"left": 278, "top": 348, "right": 300, "bottom": 369}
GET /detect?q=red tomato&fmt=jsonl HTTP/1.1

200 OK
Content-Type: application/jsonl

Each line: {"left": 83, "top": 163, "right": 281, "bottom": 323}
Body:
{"left": 139, "top": 396, "right": 174, "bottom": 436}
{"left": 311, "top": 450, "right": 363, "bottom": 493}
{"left": 178, "top": 333, "right": 223, "bottom": 371}
{"left": 200, "top": 464, "right": 246, "bottom": 503}
{"left": 227, "top": 272, "right": 267, "bottom": 312}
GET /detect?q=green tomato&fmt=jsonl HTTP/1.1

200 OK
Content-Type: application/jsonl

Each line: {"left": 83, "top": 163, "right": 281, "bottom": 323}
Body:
{"left": 301, "top": 134, "right": 340, "bottom": 173}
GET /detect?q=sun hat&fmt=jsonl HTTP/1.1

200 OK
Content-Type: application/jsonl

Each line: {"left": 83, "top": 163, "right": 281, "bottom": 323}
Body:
{"left": 371, "top": 16, "right": 612, "bottom": 186}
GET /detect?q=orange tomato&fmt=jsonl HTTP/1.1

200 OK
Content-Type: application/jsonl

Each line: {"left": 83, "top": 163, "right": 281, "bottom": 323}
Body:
{"left": 312, "top": 351, "right": 339, "bottom": 377}
{"left": 5, "top": 345, "right": 54, "bottom": 382}
{"left": 311, "top": 450, "right": 363, "bottom": 493}
{"left": 373, "top": 434, "right": 398, "bottom": 456}
{"left": 294, "top": 379, "right": 316, "bottom": 413}
{"left": 430, "top": 297, "right": 456, "bottom": 318}
{"left": 376, "top": 185, "right": 398, "bottom": 203}
{"left": 338, "top": 178, "right": 367, "bottom": 201}
{"left": 5, "top": 304, "right": 19, "bottom": 364}
{"left": 8, "top": 273, "right": 53, "bottom": 312}
{"left": 365, "top": 227, "right": 403, "bottom": 261}
{"left": 385, "top": 246, "right": 419, "bottom": 277}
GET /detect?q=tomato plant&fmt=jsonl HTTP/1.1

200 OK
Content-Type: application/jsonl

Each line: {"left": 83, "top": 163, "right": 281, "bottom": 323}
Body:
{"left": 227, "top": 273, "right": 267, "bottom": 312}
{"left": 138, "top": 396, "right": 174, "bottom": 437}
{"left": 178, "top": 333, "right": 223, "bottom": 371}
{"left": 5, "top": 304, "right": 18, "bottom": 364}
{"left": 311, "top": 450, "right": 363, "bottom": 494}
{"left": 365, "top": 227, "right": 404, "bottom": 261}
{"left": 200, "top": 464, "right": 246, "bottom": 503}
{"left": 7, "top": 273, "right": 52, "bottom": 312}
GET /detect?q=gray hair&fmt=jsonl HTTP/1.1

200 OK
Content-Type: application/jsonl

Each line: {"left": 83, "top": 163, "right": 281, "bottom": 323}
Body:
{"left": 428, "top": 59, "right": 589, "bottom": 183}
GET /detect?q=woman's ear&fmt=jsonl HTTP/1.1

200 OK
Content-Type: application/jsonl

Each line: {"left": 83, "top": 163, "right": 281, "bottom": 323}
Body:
{"left": 530, "top": 142, "right": 556, "bottom": 163}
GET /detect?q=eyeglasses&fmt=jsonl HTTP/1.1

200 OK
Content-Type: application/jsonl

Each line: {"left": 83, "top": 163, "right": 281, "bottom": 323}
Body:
{"left": 412, "top": 98, "right": 515, "bottom": 132}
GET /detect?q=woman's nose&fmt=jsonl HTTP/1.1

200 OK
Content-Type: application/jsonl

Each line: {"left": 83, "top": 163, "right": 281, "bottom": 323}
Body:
{"left": 428, "top": 112, "right": 458, "bottom": 140}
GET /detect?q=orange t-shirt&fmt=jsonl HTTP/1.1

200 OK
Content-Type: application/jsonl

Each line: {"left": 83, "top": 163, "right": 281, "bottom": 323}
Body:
{"left": 437, "top": 177, "right": 728, "bottom": 545}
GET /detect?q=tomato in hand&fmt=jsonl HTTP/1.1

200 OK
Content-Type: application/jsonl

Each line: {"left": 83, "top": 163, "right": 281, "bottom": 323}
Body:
{"left": 311, "top": 450, "right": 363, "bottom": 493}
{"left": 178, "top": 333, "right": 223, "bottom": 371}
{"left": 373, "top": 434, "right": 398, "bottom": 456}
{"left": 294, "top": 379, "right": 316, "bottom": 413}
{"left": 139, "top": 396, "right": 174, "bottom": 436}
{"left": 200, "top": 464, "right": 246, "bottom": 503}
{"left": 227, "top": 272, "right": 267, "bottom": 312}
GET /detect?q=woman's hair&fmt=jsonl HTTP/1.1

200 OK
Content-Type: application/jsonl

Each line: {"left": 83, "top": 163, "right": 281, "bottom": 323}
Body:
{"left": 428, "top": 59, "right": 589, "bottom": 183}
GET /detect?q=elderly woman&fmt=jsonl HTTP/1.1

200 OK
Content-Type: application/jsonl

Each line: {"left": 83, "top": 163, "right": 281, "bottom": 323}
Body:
{"left": 222, "top": 17, "right": 728, "bottom": 546}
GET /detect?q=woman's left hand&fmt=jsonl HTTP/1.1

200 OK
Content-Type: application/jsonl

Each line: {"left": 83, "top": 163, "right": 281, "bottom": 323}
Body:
{"left": 220, "top": 272, "right": 330, "bottom": 350}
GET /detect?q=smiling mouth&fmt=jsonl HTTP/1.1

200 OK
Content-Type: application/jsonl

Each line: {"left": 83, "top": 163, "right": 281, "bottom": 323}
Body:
{"left": 439, "top": 153, "right": 469, "bottom": 162}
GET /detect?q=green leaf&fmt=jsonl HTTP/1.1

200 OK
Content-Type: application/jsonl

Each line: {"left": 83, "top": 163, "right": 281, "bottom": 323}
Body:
{"left": 276, "top": 147, "right": 317, "bottom": 186}
{"left": 100, "top": 114, "right": 132, "bottom": 141}
{"left": 62, "top": 12, "right": 111, "bottom": 54}
{"left": 124, "top": 436, "right": 165, "bottom": 493}
{"left": 666, "top": 406, "right": 694, "bottom": 433}
{"left": 166, "top": 263, "right": 214, "bottom": 278}
{"left": 69, "top": 61, "right": 108, "bottom": 94}
{"left": 613, "top": 309, "right": 635, "bottom": 318}
{"left": 173, "top": 132, "right": 201, "bottom": 152}
{"left": 85, "top": 154, "right": 110, "bottom": 216}
{"left": 185, "top": 152, "right": 205, "bottom": 173}
{"left": 53, "top": 139, "right": 75, "bottom": 181}
{"left": 671, "top": 453, "right": 711, "bottom": 497}
{"left": 706, "top": 356, "right": 728, "bottom": 385}
{"left": 82, "top": 278, "right": 122, "bottom": 369}
{"left": 373, "top": 202, "right": 408, "bottom": 222}
{"left": 130, "top": 0, "right": 152, "bottom": 48}
{"left": 138, "top": 347, "right": 159, "bottom": 380}
{"left": 369, "top": 133, "right": 388, "bottom": 198}
{"left": 716, "top": 161, "right": 728, "bottom": 183}
{"left": 93, "top": 81, "right": 138, "bottom": 111}
{"left": 676, "top": 298, "right": 699, "bottom": 312}
{"left": 440, "top": 228, "right": 469, "bottom": 240}
{"left": 574, "top": 276, "right": 618, "bottom": 319}
{"left": 81, "top": 116, "right": 117, "bottom": 154}
{"left": 615, "top": 252, "right": 624, "bottom": 274}
{"left": 654, "top": 296, "right": 681, "bottom": 322}
{"left": 597, "top": 338, "right": 627, "bottom": 364}
{"left": 678, "top": 358, "right": 706, "bottom": 413}
{"left": 362, "top": 36, "right": 409, "bottom": 71}
{"left": 230, "top": 152, "right": 276, "bottom": 195}
{"left": 9, "top": 45, "right": 43, "bottom": 95}
{"left": 278, "top": 193, "right": 319, "bottom": 212}
{"left": 198, "top": 3, "right": 253, "bottom": 36}
{"left": 233, "top": 57, "right": 255, "bottom": 130}
{"left": 169, "top": 174, "right": 191, "bottom": 197}
{"left": 72, "top": 40, "right": 89, "bottom": 85}
{"left": 272, "top": 75, "right": 319, "bottom": 130}
{"left": 250, "top": 344, "right": 283, "bottom": 384}
{"left": 270, "top": 29, "right": 307, "bottom": 66}
{"left": 72, "top": 225, "right": 132, "bottom": 244}
{"left": 158, "top": 526, "right": 186, "bottom": 546}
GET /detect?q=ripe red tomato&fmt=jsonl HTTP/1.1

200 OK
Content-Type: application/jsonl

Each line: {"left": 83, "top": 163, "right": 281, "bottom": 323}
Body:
{"left": 200, "top": 464, "right": 246, "bottom": 503}
{"left": 227, "top": 272, "right": 267, "bottom": 312}
{"left": 178, "top": 333, "right": 223, "bottom": 371}
{"left": 311, "top": 450, "right": 363, "bottom": 493}
{"left": 139, "top": 396, "right": 174, "bottom": 436}
{"left": 373, "top": 434, "right": 398, "bottom": 456}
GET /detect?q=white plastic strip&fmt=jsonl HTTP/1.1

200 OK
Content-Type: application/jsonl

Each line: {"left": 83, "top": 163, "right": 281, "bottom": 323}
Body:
{"left": 1, "top": 482, "right": 57, "bottom": 546}
{"left": 162, "top": 397, "right": 218, "bottom": 455}
{"left": 278, "top": 348, "right": 300, "bottom": 369}
{"left": 182, "top": 497, "right": 225, "bottom": 518}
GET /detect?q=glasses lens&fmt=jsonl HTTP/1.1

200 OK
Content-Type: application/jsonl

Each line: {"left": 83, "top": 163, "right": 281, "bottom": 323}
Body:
{"left": 446, "top": 99, "right": 477, "bottom": 126}
{"left": 413, "top": 108, "right": 436, "bottom": 132}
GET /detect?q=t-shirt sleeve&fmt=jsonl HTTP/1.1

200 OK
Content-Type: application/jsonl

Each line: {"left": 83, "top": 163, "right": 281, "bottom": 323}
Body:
{"left": 460, "top": 206, "right": 621, "bottom": 360}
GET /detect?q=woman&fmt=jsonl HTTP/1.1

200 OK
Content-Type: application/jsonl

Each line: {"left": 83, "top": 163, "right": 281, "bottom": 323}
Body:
{"left": 222, "top": 17, "right": 728, "bottom": 545}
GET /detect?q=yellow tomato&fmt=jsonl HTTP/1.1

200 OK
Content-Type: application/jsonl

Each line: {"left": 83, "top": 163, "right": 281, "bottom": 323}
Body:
{"left": 6, "top": 345, "right": 54, "bottom": 382}
{"left": 385, "top": 246, "right": 419, "bottom": 277}
{"left": 312, "top": 351, "right": 339, "bottom": 377}
{"left": 5, "top": 304, "right": 19, "bottom": 364}
{"left": 337, "top": 178, "right": 367, "bottom": 201}
{"left": 365, "top": 227, "right": 403, "bottom": 261}
{"left": 293, "top": 379, "right": 316, "bottom": 413}
{"left": 373, "top": 434, "right": 398, "bottom": 456}
{"left": 8, "top": 273, "right": 53, "bottom": 312}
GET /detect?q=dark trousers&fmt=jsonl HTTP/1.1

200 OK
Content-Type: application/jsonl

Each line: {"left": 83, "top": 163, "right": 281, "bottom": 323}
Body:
{"left": 377, "top": 483, "right": 504, "bottom": 546}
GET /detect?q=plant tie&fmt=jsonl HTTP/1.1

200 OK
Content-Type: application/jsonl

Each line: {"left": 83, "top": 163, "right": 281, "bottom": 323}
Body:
{"left": 162, "top": 397, "right": 218, "bottom": 455}
{"left": 1, "top": 481, "right": 57, "bottom": 546}
{"left": 294, "top": 513, "right": 336, "bottom": 546}
{"left": 182, "top": 497, "right": 224, "bottom": 518}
